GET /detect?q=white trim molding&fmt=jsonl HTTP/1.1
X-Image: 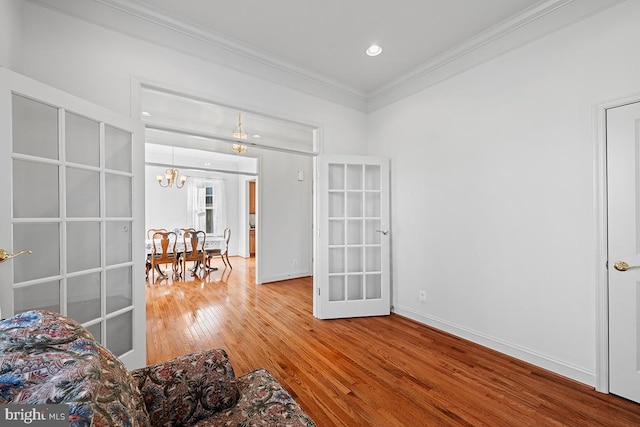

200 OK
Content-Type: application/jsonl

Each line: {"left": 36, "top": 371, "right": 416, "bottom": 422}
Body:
{"left": 394, "top": 305, "right": 595, "bottom": 386}
{"left": 30, "top": 0, "right": 624, "bottom": 113}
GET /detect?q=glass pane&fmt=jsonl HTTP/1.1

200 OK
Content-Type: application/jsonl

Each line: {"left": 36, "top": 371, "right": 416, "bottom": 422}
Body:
{"left": 13, "top": 223, "right": 60, "bottom": 283}
{"left": 347, "top": 192, "right": 363, "bottom": 218}
{"left": 107, "top": 267, "right": 132, "bottom": 314}
{"left": 365, "top": 192, "right": 381, "bottom": 218}
{"left": 67, "top": 167, "right": 100, "bottom": 217}
{"left": 366, "top": 274, "right": 382, "bottom": 299}
{"left": 66, "top": 112, "right": 99, "bottom": 166}
{"left": 366, "top": 246, "right": 381, "bottom": 272}
{"left": 329, "top": 276, "right": 345, "bottom": 302}
{"left": 328, "top": 164, "right": 344, "bottom": 190}
{"left": 106, "top": 311, "right": 133, "bottom": 357}
{"left": 13, "top": 159, "right": 59, "bottom": 218}
{"left": 206, "top": 209, "right": 213, "bottom": 233}
{"left": 329, "top": 192, "right": 344, "bottom": 218}
{"left": 329, "top": 247, "right": 344, "bottom": 274}
{"left": 105, "top": 125, "right": 132, "bottom": 172}
{"left": 106, "top": 221, "right": 131, "bottom": 265}
{"left": 347, "top": 275, "right": 363, "bottom": 300}
{"left": 67, "top": 222, "right": 101, "bottom": 273}
{"left": 12, "top": 94, "right": 58, "bottom": 160}
{"left": 86, "top": 322, "right": 102, "bottom": 342}
{"left": 365, "top": 219, "right": 381, "bottom": 244}
{"left": 347, "top": 247, "right": 363, "bottom": 273}
{"left": 347, "top": 219, "right": 362, "bottom": 245}
{"left": 329, "top": 220, "right": 344, "bottom": 245}
{"left": 106, "top": 174, "right": 132, "bottom": 217}
{"left": 347, "top": 165, "right": 362, "bottom": 190}
{"left": 68, "top": 273, "right": 101, "bottom": 323}
{"left": 14, "top": 281, "right": 60, "bottom": 314}
{"left": 365, "top": 165, "right": 381, "bottom": 191}
{"left": 205, "top": 186, "right": 213, "bottom": 206}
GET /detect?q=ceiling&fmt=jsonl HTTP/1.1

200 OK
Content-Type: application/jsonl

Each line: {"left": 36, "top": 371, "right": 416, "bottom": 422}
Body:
{"left": 124, "top": 0, "right": 539, "bottom": 95}
{"left": 38, "top": 0, "right": 622, "bottom": 111}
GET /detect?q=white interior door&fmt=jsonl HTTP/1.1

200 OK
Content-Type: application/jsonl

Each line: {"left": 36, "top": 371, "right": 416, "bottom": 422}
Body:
{"left": 314, "top": 155, "right": 390, "bottom": 319}
{"left": 607, "top": 100, "right": 640, "bottom": 403}
{"left": 0, "top": 68, "right": 146, "bottom": 368}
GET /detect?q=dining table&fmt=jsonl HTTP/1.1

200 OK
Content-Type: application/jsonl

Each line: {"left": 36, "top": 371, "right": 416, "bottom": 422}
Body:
{"left": 145, "top": 235, "right": 225, "bottom": 278}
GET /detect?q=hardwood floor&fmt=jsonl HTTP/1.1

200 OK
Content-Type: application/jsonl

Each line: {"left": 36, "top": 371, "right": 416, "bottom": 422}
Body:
{"left": 146, "top": 257, "right": 640, "bottom": 426}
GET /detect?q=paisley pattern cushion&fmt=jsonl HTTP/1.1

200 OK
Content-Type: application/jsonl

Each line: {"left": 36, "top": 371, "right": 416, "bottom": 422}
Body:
{"left": 194, "top": 369, "right": 317, "bottom": 427}
{"left": 0, "top": 310, "right": 315, "bottom": 426}
{"left": 131, "top": 349, "right": 240, "bottom": 426}
{"left": 0, "top": 310, "right": 150, "bottom": 427}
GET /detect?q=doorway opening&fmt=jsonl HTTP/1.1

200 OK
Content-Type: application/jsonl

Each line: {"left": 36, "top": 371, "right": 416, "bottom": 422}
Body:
{"left": 138, "top": 83, "right": 317, "bottom": 286}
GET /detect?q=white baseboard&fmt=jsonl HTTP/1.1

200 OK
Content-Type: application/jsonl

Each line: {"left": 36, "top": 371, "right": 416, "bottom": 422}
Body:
{"left": 393, "top": 304, "right": 595, "bottom": 387}
{"left": 260, "top": 271, "right": 311, "bottom": 284}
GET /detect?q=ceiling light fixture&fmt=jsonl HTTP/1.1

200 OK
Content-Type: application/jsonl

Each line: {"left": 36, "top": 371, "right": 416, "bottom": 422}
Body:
{"left": 231, "top": 113, "right": 248, "bottom": 154}
{"left": 157, "top": 147, "right": 187, "bottom": 188}
{"left": 365, "top": 44, "right": 382, "bottom": 57}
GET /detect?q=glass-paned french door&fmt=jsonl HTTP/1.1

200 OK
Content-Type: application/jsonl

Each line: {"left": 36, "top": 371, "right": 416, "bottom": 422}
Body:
{"left": 0, "top": 68, "right": 145, "bottom": 368}
{"left": 315, "top": 155, "right": 390, "bottom": 319}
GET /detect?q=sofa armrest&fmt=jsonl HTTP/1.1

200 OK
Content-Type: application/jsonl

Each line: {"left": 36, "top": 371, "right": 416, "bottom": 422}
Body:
{"left": 131, "top": 349, "right": 239, "bottom": 426}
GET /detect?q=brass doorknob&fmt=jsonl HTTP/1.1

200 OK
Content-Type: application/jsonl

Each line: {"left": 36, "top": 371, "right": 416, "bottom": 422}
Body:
{"left": 0, "top": 249, "right": 32, "bottom": 263}
{"left": 613, "top": 261, "right": 640, "bottom": 272}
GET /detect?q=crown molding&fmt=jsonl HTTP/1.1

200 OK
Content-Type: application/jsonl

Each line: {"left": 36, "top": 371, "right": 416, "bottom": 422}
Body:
{"left": 28, "top": 0, "right": 369, "bottom": 111}
{"left": 28, "top": 0, "right": 625, "bottom": 113}
{"left": 366, "top": 0, "right": 624, "bottom": 112}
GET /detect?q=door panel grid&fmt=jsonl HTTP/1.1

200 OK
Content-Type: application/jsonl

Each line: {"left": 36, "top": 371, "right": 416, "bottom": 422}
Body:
{"left": 10, "top": 93, "right": 135, "bottom": 358}
{"left": 327, "top": 163, "right": 383, "bottom": 303}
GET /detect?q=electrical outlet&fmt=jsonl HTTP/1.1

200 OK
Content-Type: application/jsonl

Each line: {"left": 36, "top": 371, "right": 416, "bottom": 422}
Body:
{"left": 419, "top": 290, "right": 427, "bottom": 302}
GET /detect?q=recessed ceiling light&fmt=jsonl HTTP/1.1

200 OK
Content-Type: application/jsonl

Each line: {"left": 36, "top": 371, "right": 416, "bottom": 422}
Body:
{"left": 365, "top": 44, "right": 382, "bottom": 57}
{"left": 252, "top": 134, "right": 261, "bottom": 139}
{"left": 142, "top": 111, "right": 151, "bottom": 117}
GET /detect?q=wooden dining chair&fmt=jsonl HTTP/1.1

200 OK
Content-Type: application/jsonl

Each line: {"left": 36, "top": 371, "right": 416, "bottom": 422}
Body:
{"left": 150, "top": 231, "right": 178, "bottom": 282}
{"left": 206, "top": 227, "right": 232, "bottom": 270}
{"left": 146, "top": 228, "right": 168, "bottom": 280}
{"left": 182, "top": 230, "right": 207, "bottom": 277}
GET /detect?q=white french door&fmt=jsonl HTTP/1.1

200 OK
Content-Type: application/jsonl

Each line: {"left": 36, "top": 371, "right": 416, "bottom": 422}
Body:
{"left": 314, "top": 155, "right": 390, "bottom": 319}
{"left": 0, "top": 68, "right": 146, "bottom": 368}
{"left": 607, "top": 100, "right": 640, "bottom": 403}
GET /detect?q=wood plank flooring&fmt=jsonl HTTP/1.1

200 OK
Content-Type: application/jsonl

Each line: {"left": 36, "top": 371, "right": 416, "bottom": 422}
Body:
{"left": 146, "top": 257, "right": 640, "bottom": 426}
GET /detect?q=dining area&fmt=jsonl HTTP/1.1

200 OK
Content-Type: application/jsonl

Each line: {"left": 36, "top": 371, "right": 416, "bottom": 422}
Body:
{"left": 146, "top": 227, "right": 231, "bottom": 282}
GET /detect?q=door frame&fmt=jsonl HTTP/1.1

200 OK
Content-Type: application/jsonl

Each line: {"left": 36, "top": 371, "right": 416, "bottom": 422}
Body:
{"left": 594, "top": 91, "right": 640, "bottom": 393}
{"left": 130, "top": 77, "right": 320, "bottom": 286}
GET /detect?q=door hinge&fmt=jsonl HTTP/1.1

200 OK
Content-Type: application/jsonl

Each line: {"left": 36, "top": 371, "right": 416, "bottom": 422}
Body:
{"left": 317, "top": 288, "right": 320, "bottom": 296}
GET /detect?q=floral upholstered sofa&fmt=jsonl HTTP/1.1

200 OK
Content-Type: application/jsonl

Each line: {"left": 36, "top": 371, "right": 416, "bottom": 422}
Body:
{"left": 0, "top": 310, "right": 316, "bottom": 426}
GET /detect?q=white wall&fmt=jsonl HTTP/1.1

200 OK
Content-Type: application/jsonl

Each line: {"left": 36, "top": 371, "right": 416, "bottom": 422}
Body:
{"left": 0, "top": 0, "right": 24, "bottom": 71}
{"left": 367, "top": 1, "right": 640, "bottom": 386}
{"left": 259, "top": 151, "right": 313, "bottom": 282}
{"left": 19, "top": 2, "right": 366, "bottom": 282}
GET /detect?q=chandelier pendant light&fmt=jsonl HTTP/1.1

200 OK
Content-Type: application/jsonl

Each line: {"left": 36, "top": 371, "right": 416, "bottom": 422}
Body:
{"left": 231, "top": 113, "right": 248, "bottom": 154}
{"left": 157, "top": 148, "right": 187, "bottom": 188}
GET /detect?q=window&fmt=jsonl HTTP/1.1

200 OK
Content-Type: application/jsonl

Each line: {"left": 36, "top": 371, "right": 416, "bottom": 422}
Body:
{"left": 205, "top": 184, "right": 214, "bottom": 233}
{"left": 188, "top": 178, "right": 227, "bottom": 235}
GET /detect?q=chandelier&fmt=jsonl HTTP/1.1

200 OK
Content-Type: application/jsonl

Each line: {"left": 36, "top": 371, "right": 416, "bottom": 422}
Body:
{"left": 157, "top": 148, "right": 187, "bottom": 188}
{"left": 231, "top": 113, "right": 248, "bottom": 154}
